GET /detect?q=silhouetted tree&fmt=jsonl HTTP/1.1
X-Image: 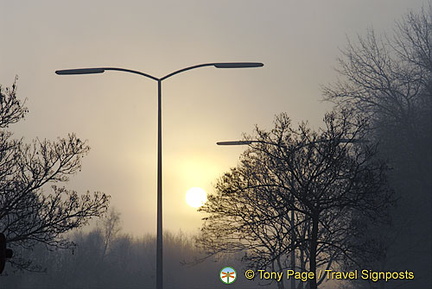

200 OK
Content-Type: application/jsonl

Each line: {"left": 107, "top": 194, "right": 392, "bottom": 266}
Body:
{"left": 323, "top": 6, "right": 431, "bottom": 288}
{"left": 198, "top": 111, "right": 393, "bottom": 289}
{"left": 0, "top": 80, "right": 110, "bottom": 271}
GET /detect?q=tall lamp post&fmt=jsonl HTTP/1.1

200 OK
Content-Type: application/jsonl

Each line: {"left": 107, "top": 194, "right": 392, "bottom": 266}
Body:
{"left": 55, "top": 62, "right": 263, "bottom": 289}
{"left": 217, "top": 138, "right": 364, "bottom": 289}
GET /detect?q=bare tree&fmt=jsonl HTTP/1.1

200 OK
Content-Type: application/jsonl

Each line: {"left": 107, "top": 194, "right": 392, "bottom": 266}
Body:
{"left": 198, "top": 111, "right": 393, "bottom": 289}
{"left": 98, "top": 208, "right": 122, "bottom": 260}
{"left": 323, "top": 6, "right": 432, "bottom": 288}
{"left": 0, "top": 81, "right": 110, "bottom": 271}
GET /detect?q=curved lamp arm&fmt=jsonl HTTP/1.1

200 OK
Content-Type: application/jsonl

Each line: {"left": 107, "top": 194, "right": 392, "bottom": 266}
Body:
{"left": 161, "top": 62, "right": 264, "bottom": 81}
{"left": 56, "top": 62, "right": 264, "bottom": 82}
{"left": 217, "top": 138, "right": 367, "bottom": 146}
{"left": 56, "top": 67, "right": 159, "bottom": 81}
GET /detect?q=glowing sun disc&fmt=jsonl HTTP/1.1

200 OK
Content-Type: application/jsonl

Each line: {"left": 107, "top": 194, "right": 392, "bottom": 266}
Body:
{"left": 186, "top": 187, "right": 208, "bottom": 208}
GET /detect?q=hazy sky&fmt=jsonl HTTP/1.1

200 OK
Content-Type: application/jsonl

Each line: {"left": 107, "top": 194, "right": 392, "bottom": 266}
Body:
{"left": 0, "top": 0, "right": 427, "bottom": 236}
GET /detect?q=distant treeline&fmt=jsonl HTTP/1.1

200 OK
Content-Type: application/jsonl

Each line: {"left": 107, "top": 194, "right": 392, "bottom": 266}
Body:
{"left": 1, "top": 211, "right": 260, "bottom": 289}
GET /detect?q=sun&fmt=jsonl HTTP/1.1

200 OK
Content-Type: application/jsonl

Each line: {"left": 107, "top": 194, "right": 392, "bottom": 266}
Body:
{"left": 185, "top": 187, "right": 208, "bottom": 208}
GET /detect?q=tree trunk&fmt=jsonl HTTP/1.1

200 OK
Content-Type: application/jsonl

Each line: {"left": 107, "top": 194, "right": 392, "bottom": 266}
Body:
{"left": 309, "top": 214, "right": 319, "bottom": 289}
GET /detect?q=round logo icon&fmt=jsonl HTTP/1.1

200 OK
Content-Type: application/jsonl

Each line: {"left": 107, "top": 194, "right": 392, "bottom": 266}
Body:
{"left": 220, "top": 267, "right": 237, "bottom": 284}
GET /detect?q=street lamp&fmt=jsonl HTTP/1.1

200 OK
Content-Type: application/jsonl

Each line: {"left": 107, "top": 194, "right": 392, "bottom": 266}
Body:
{"left": 56, "top": 62, "right": 263, "bottom": 289}
{"left": 217, "top": 137, "right": 365, "bottom": 289}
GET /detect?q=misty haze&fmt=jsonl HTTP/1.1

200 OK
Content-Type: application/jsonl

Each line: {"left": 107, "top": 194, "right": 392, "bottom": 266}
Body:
{"left": 1, "top": 1, "right": 430, "bottom": 289}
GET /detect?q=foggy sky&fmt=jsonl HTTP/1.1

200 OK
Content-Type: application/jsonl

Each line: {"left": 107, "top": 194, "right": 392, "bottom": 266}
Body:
{"left": 0, "top": 0, "right": 427, "bottom": 236}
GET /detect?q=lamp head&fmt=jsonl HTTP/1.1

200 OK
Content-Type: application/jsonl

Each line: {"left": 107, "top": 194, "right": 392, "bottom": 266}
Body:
{"left": 213, "top": 62, "right": 264, "bottom": 69}
{"left": 55, "top": 68, "right": 105, "bottom": 75}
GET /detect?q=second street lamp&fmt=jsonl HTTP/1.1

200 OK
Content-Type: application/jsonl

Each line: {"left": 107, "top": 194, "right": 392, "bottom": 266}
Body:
{"left": 56, "top": 62, "right": 263, "bottom": 289}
